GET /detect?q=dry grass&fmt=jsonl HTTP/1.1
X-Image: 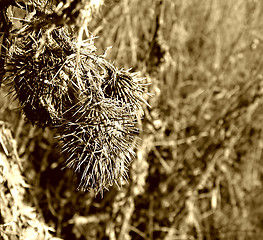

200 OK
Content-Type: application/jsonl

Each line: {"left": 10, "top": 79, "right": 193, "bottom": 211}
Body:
{"left": 1, "top": 0, "right": 263, "bottom": 239}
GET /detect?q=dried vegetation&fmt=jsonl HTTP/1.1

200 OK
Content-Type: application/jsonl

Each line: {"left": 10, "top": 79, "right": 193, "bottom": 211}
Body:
{"left": 1, "top": 0, "right": 263, "bottom": 239}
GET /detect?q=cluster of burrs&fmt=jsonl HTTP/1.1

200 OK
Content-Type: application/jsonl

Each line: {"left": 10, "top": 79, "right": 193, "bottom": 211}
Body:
{"left": 5, "top": 12, "right": 148, "bottom": 193}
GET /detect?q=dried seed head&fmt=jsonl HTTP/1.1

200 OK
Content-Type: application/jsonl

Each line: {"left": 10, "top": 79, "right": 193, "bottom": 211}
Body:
{"left": 56, "top": 50, "right": 145, "bottom": 193}
{"left": 5, "top": 27, "right": 74, "bottom": 126}
{"left": 5, "top": 15, "right": 148, "bottom": 193}
{"left": 58, "top": 98, "right": 138, "bottom": 193}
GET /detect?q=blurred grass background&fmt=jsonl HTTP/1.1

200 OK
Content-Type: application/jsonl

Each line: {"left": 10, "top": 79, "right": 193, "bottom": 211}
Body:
{"left": 1, "top": 0, "right": 263, "bottom": 239}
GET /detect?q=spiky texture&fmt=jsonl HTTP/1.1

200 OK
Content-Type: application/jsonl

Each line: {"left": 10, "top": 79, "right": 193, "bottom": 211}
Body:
{"left": 5, "top": 8, "right": 147, "bottom": 193}
{"left": 6, "top": 27, "right": 74, "bottom": 126}
{"left": 57, "top": 51, "right": 145, "bottom": 193}
{"left": 59, "top": 101, "right": 138, "bottom": 192}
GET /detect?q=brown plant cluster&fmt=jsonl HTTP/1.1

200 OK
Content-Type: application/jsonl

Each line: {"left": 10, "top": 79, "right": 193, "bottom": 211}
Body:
{"left": 1, "top": 0, "right": 263, "bottom": 240}
{"left": 3, "top": 0, "right": 147, "bottom": 194}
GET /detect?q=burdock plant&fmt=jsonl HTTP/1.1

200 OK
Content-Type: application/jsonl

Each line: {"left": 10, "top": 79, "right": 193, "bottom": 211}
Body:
{"left": 3, "top": 0, "right": 148, "bottom": 194}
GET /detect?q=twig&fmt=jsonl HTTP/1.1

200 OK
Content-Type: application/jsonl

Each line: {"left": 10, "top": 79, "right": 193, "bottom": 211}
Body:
{"left": 0, "top": 0, "right": 14, "bottom": 85}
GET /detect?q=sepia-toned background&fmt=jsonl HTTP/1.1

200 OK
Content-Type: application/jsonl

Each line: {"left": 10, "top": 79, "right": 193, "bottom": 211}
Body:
{"left": 1, "top": 0, "right": 263, "bottom": 239}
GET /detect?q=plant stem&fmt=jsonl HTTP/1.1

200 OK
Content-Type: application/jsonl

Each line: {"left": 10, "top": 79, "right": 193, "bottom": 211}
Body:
{"left": 0, "top": 0, "right": 14, "bottom": 85}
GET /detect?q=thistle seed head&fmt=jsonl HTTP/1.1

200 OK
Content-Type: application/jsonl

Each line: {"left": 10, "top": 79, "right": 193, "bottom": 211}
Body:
{"left": 5, "top": 27, "right": 74, "bottom": 126}
{"left": 5, "top": 15, "right": 148, "bottom": 193}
